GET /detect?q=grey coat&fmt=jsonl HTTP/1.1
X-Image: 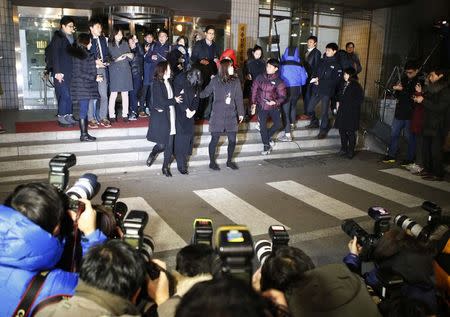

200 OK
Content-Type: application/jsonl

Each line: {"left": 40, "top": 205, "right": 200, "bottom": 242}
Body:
{"left": 108, "top": 40, "right": 133, "bottom": 92}
{"left": 200, "top": 77, "right": 245, "bottom": 133}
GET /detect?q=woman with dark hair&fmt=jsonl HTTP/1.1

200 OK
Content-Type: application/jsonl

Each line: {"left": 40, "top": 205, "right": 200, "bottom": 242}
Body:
{"left": 174, "top": 35, "right": 190, "bottom": 70}
{"left": 146, "top": 61, "right": 183, "bottom": 177}
{"left": 413, "top": 68, "right": 450, "bottom": 181}
{"left": 0, "top": 182, "right": 105, "bottom": 316}
{"left": 108, "top": 26, "right": 134, "bottom": 123}
{"left": 173, "top": 68, "right": 203, "bottom": 174}
{"left": 200, "top": 59, "right": 245, "bottom": 170}
{"left": 69, "top": 33, "right": 101, "bottom": 142}
{"left": 334, "top": 67, "right": 364, "bottom": 159}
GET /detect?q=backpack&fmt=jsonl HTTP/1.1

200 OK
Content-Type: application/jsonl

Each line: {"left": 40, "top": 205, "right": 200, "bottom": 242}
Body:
{"left": 44, "top": 37, "right": 55, "bottom": 74}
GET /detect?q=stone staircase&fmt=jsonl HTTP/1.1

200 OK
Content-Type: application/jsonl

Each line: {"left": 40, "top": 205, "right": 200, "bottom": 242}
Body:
{"left": 0, "top": 120, "right": 341, "bottom": 184}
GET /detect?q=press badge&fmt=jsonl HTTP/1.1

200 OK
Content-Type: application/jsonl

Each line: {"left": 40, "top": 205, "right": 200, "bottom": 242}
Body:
{"left": 225, "top": 92, "right": 231, "bottom": 105}
{"left": 271, "top": 81, "right": 276, "bottom": 85}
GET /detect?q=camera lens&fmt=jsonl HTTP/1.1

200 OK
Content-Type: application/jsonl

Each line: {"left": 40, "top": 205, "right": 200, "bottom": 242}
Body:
{"left": 254, "top": 239, "right": 272, "bottom": 266}
{"left": 139, "top": 234, "right": 155, "bottom": 262}
{"left": 66, "top": 173, "right": 99, "bottom": 200}
{"left": 394, "top": 215, "right": 427, "bottom": 241}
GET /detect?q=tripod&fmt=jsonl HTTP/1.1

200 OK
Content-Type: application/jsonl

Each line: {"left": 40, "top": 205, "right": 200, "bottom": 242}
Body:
{"left": 377, "top": 65, "right": 402, "bottom": 124}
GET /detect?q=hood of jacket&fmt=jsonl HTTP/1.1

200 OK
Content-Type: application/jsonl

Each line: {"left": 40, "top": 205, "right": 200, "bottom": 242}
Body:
{"left": 0, "top": 204, "right": 64, "bottom": 271}
{"left": 281, "top": 47, "right": 301, "bottom": 63}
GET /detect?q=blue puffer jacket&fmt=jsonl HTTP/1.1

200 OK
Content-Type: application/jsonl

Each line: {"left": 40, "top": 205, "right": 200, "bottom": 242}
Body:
{"left": 0, "top": 205, "right": 106, "bottom": 316}
{"left": 280, "top": 47, "right": 308, "bottom": 87}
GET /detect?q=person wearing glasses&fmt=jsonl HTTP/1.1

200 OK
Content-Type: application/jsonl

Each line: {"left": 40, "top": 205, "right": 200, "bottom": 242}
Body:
{"left": 382, "top": 61, "right": 421, "bottom": 166}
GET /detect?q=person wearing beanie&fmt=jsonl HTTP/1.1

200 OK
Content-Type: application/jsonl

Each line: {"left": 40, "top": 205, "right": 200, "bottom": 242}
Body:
{"left": 250, "top": 58, "right": 287, "bottom": 155}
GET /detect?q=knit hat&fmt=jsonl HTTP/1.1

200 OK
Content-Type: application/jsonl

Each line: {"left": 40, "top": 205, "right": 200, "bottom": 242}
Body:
{"left": 285, "top": 263, "right": 382, "bottom": 317}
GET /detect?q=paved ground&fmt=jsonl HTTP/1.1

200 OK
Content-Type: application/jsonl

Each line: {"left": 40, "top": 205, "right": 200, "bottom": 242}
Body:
{"left": 1, "top": 150, "right": 449, "bottom": 269}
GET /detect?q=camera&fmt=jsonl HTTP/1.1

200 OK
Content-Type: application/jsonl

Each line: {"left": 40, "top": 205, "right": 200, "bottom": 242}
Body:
{"left": 48, "top": 153, "right": 76, "bottom": 191}
{"left": 255, "top": 225, "right": 290, "bottom": 265}
{"left": 216, "top": 225, "right": 254, "bottom": 283}
{"left": 191, "top": 218, "right": 213, "bottom": 246}
{"left": 65, "top": 173, "right": 100, "bottom": 214}
{"left": 422, "top": 201, "right": 450, "bottom": 228}
{"left": 394, "top": 214, "right": 428, "bottom": 241}
{"left": 342, "top": 207, "right": 391, "bottom": 261}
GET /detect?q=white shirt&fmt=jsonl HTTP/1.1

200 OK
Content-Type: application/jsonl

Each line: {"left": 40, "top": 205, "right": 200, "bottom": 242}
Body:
{"left": 164, "top": 80, "right": 176, "bottom": 135}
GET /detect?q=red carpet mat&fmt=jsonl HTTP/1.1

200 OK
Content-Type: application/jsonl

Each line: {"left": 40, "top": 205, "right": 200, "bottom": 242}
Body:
{"left": 15, "top": 118, "right": 150, "bottom": 133}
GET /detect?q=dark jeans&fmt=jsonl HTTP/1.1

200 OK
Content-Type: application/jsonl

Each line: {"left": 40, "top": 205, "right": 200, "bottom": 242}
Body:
{"left": 54, "top": 79, "right": 72, "bottom": 115}
{"left": 388, "top": 119, "right": 416, "bottom": 161}
{"left": 282, "top": 86, "right": 301, "bottom": 133}
{"left": 130, "top": 75, "right": 143, "bottom": 114}
{"left": 78, "top": 99, "right": 90, "bottom": 120}
{"left": 302, "top": 83, "right": 315, "bottom": 115}
{"left": 307, "top": 94, "right": 331, "bottom": 132}
{"left": 339, "top": 129, "right": 357, "bottom": 154}
{"left": 209, "top": 132, "right": 237, "bottom": 163}
{"left": 151, "top": 135, "right": 174, "bottom": 168}
{"left": 140, "top": 84, "right": 151, "bottom": 112}
{"left": 258, "top": 108, "right": 282, "bottom": 149}
{"left": 422, "top": 133, "right": 445, "bottom": 177}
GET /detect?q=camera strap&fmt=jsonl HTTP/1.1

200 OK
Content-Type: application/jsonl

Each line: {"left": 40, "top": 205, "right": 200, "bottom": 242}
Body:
{"left": 12, "top": 271, "right": 49, "bottom": 317}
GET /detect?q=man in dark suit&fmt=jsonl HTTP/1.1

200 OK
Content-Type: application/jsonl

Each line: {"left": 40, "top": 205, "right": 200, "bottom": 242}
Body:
{"left": 302, "top": 35, "right": 321, "bottom": 119}
{"left": 88, "top": 18, "right": 111, "bottom": 128}
{"left": 191, "top": 25, "right": 220, "bottom": 119}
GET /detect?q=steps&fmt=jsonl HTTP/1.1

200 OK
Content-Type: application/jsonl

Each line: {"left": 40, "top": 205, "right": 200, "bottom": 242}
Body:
{"left": 0, "top": 120, "right": 341, "bottom": 183}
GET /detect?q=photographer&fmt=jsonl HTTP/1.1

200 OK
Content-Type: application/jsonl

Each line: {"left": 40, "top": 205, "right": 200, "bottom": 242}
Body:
{"left": 343, "top": 228, "right": 437, "bottom": 314}
{"left": 36, "top": 240, "right": 144, "bottom": 316}
{"left": 157, "top": 244, "right": 214, "bottom": 317}
{"left": 0, "top": 182, "right": 106, "bottom": 317}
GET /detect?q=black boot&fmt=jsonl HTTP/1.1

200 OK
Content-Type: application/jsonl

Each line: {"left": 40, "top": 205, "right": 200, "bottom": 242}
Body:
{"left": 162, "top": 167, "right": 172, "bottom": 177}
{"left": 146, "top": 152, "right": 157, "bottom": 167}
{"left": 79, "top": 119, "right": 96, "bottom": 142}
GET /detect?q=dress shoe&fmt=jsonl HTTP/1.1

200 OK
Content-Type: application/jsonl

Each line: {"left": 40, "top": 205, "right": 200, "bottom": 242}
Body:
{"left": 178, "top": 168, "right": 189, "bottom": 175}
{"left": 162, "top": 167, "right": 172, "bottom": 177}
{"left": 146, "top": 152, "right": 157, "bottom": 167}
{"left": 226, "top": 161, "right": 239, "bottom": 170}
{"left": 209, "top": 162, "right": 220, "bottom": 171}
{"left": 80, "top": 134, "right": 96, "bottom": 142}
{"left": 347, "top": 151, "right": 355, "bottom": 159}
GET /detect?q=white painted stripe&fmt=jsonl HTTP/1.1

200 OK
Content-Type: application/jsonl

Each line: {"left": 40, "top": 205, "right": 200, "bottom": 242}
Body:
{"left": 267, "top": 180, "right": 365, "bottom": 220}
{"left": 119, "top": 197, "right": 186, "bottom": 252}
{"left": 329, "top": 173, "right": 423, "bottom": 208}
{"left": 380, "top": 168, "right": 450, "bottom": 193}
{"left": 193, "top": 188, "right": 289, "bottom": 235}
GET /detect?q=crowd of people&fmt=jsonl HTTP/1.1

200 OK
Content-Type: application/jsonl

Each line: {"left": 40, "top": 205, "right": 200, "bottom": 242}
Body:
{"left": 0, "top": 181, "right": 449, "bottom": 317}
{"left": 45, "top": 16, "right": 375, "bottom": 176}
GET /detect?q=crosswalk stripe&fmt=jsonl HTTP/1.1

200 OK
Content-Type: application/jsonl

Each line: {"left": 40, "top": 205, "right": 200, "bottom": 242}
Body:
{"left": 380, "top": 168, "right": 450, "bottom": 193}
{"left": 329, "top": 173, "right": 423, "bottom": 208}
{"left": 119, "top": 197, "right": 187, "bottom": 252}
{"left": 193, "top": 187, "right": 289, "bottom": 235}
{"left": 267, "top": 180, "right": 365, "bottom": 220}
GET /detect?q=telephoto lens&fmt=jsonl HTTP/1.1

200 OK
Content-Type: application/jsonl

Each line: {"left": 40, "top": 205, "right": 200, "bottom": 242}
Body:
{"left": 66, "top": 173, "right": 100, "bottom": 200}
{"left": 394, "top": 215, "right": 428, "bottom": 241}
{"left": 254, "top": 239, "right": 272, "bottom": 266}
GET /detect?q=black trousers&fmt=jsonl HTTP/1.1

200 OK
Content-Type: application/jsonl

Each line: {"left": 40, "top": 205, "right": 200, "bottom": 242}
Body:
{"left": 258, "top": 108, "right": 282, "bottom": 150}
{"left": 339, "top": 129, "right": 356, "bottom": 154}
{"left": 151, "top": 135, "right": 174, "bottom": 168}
{"left": 422, "top": 133, "right": 445, "bottom": 177}
{"left": 174, "top": 134, "right": 194, "bottom": 171}
{"left": 209, "top": 132, "right": 237, "bottom": 163}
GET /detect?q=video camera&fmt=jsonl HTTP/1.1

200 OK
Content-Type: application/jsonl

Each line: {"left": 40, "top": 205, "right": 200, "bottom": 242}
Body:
{"left": 254, "top": 225, "right": 290, "bottom": 266}
{"left": 341, "top": 207, "right": 391, "bottom": 261}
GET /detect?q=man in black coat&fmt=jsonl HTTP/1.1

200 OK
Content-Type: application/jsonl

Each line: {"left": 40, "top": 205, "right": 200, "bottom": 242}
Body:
{"left": 191, "top": 25, "right": 220, "bottom": 119}
{"left": 302, "top": 36, "right": 321, "bottom": 119}
{"left": 50, "top": 16, "right": 77, "bottom": 127}
{"left": 88, "top": 18, "right": 111, "bottom": 128}
{"left": 306, "top": 42, "right": 342, "bottom": 139}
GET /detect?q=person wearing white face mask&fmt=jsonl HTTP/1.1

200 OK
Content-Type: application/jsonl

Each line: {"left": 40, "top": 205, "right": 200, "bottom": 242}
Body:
{"left": 146, "top": 61, "right": 183, "bottom": 177}
{"left": 200, "top": 58, "right": 245, "bottom": 171}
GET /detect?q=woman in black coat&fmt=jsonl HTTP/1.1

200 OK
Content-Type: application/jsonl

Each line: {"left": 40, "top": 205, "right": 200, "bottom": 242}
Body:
{"left": 200, "top": 58, "right": 245, "bottom": 170}
{"left": 173, "top": 65, "right": 202, "bottom": 174}
{"left": 146, "top": 61, "right": 183, "bottom": 177}
{"left": 69, "top": 33, "right": 101, "bottom": 142}
{"left": 334, "top": 67, "right": 364, "bottom": 159}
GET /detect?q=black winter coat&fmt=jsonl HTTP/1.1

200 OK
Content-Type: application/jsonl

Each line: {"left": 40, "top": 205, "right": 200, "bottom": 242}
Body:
{"left": 422, "top": 79, "right": 450, "bottom": 137}
{"left": 69, "top": 46, "right": 100, "bottom": 102}
{"left": 50, "top": 30, "right": 74, "bottom": 84}
{"left": 245, "top": 58, "right": 266, "bottom": 81}
{"left": 334, "top": 80, "right": 364, "bottom": 131}
{"left": 200, "top": 77, "right": 245, "bottom": 133}
{"left": 146, "top": 80, "right": 176, "bottom": 145}
{"left": 394, "top": 76, "right": 419, "bottom": 120}
{"left": 313, "top": 55, "right": 342, "bottom": 97}
{"left": 173, "top": 73, "right": 199, "bottom": 136}
{"left": 130, "top": 44, "right": 144, "bottom": 77}
{"left": 304, "top": 47, "right": 321, "bottom": 78}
